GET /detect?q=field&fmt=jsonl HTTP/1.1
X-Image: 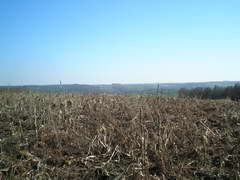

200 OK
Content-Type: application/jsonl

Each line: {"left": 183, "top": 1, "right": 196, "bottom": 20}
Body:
{"left": 0, "top": 93, "right": 240, "bottom": 179}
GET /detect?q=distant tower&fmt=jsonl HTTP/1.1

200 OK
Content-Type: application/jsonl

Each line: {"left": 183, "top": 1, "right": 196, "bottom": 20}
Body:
{"left": 59, "top": 80, "right": 66, "bottom": 93}
{"left": 156, "top": 83, "right": 160, "bottom": 96}
{"left": 60, "top": 80, "right": 63, "bottom": 92}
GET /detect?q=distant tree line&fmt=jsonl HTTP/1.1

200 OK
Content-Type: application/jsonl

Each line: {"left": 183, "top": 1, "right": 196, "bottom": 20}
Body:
{"left": 0, "top": 87, "right": 30, "bottom": 93}
{"left": 178, "top": 84, "right": 240, "bottom": 101}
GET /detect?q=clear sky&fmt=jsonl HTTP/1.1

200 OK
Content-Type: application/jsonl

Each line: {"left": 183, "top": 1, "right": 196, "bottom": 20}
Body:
{"left": 0, "top": 0, "right": 240, "bottom": 85}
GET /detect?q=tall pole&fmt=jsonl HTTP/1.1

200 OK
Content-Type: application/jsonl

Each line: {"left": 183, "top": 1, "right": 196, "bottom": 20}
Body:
{"left": 156, "top": 83, "right": 160, "bottom": 96}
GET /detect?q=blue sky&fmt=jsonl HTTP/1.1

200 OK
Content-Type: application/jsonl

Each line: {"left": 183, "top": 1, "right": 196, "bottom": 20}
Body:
{"left": 0, "top": 0, "right": 240, "bottom": 85}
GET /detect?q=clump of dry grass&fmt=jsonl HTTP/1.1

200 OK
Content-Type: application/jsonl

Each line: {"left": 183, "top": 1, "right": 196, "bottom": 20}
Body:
{"left": 0, "top": 93, "right": 240, "bottom": 179}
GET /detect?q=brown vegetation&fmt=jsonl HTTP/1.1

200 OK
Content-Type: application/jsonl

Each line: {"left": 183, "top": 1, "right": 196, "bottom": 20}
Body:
{"left": 0, "top": 93, "right": 240, "bottom": 179}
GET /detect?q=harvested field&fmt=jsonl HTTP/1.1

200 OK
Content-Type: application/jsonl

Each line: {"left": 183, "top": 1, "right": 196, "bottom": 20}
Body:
{"left": 0, "top": 93, "right": 240, "bottom": 179}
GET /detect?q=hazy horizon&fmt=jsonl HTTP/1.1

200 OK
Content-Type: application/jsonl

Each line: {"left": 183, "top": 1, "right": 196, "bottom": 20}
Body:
{"left": 1, "top": 80, "right": 240, "bottom": 87}
{"left": 1, "top": 0, "right": 240, "bottom": 85}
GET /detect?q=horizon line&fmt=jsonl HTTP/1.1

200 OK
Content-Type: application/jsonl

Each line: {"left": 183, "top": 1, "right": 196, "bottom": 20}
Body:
{"left": 1, "top": 80, "right": 240, "bottom": 87}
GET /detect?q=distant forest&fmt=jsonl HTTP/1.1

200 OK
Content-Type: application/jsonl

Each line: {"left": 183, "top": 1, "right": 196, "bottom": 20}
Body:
{"left": 179, "top": 84, "right": 240, "bottom": 101}
{"left": 0, "top": 87, "right": 30, "bottom": 93}
{"left": 1, "top": 81, "right": 240, "bottom": 100}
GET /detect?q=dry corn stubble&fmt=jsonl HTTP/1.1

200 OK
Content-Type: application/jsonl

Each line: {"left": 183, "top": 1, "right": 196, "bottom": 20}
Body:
{"left": 0, "top": 92, "right": 239, "bottom": 179}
